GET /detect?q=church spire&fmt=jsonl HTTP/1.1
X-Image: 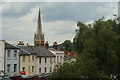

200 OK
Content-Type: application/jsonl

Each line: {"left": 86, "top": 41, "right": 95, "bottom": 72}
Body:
{"left": 37, "top": 8, "right": 42, "bottom": 37}
{"left": 34, "top": 8, "right": 45, "bottom": 46}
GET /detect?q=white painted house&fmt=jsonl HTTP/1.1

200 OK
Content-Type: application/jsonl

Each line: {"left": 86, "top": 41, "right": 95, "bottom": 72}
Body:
{"left": 0, "top": 40, "right": 19, "bottom": 77}
{"left": 35, "top": 47, "right": 55, "bottom": 74}
{"left": 49, "top": 48, "right": 64, "bottom": 69}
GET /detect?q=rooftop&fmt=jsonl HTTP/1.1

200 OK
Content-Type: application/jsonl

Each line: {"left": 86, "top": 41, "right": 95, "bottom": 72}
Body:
{"left": 18, "top": 46, "right": 55, "bottom": 57}
{"left": 5, "top": 42, "right": 19, "bottom": 49}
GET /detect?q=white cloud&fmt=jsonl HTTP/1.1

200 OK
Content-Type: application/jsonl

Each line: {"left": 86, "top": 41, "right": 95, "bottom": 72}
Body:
{"left": 96, "top": 2, "right": 118, "bottom": 19}
{"left": 2, "top": 5, "right": 77, "bottom": 45}
{"left": 18, "top": 7, "right": 38, "bottom": 22}
{"left": 3, "top": 18, "right": 77, "bottom": 45}
{"left": 1, "top": 2, "right": 118, "bottom": 45}
{"left": 43, "top": 21, "right": 76, "bottom": 45}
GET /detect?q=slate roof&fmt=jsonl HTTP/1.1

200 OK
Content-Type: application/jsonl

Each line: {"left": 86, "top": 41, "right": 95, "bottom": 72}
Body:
{"left": 18, "top": 46, "right": 55, "bottom": 57}
{"left": 5, "top": 42, "right": 19, "bottom": 49}
{"left": 18, "top": 48, "right": 30, "bottom": 55}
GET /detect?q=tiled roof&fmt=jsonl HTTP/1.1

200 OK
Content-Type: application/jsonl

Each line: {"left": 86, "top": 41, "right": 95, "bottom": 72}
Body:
{"left": 18, "top": 48, "right": 30, "bottom": 55}
{"left": 18, "top": 46, "right": 55, "bottom": 57}
{"left": 5, "top": 42, "right": 19, "bottom": 49}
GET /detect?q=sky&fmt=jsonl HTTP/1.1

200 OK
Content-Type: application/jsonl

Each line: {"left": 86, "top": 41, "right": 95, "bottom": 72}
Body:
{"left": 0, "top": 1, "right": 119, "bottom": 45}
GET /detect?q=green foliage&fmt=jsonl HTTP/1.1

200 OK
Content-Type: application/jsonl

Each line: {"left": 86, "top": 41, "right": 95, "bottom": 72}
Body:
{"left": 50, "top": 17, "right": 120, "bottom": 79}
{"left": 51, "top": 53, "right": 107, "bottom": 78}
{"left": 60, "top": 40, "right": 74, "bottom": 51}
{"left": 74, "top": 18, "right": 120, "bottom": 74}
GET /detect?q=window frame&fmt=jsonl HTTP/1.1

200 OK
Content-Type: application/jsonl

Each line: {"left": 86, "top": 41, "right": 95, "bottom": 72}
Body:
{"left": 45, "top": 57, "right": 47, "bottom": 63}
{"left": 7, "top": 50, "right": 11, "bottom": 59}
{"left": 32, "top": 66, "right": 34, "bottom": 73}
{"left": 39, "top": 58, "right": 41, "bottom": 64}
{"left": 14, "top": 50, "right": 17, "bottom": 59}
{"left": 23, "top": 67, "right": 25, "bottom": 71}
{"left": 32, "top": 55, "right": 34, "bottom": 61}
{"left": 45, "top": 67, "right": 47, "bottom": 73}
{"left": 7, "top": 64, "right": 11, "bottom": 73}
{"left": 50, "top": 67, "right": 52, "bottom": 72}
{"left": 23, "top": 56, "right": 26, "bottom": 62}
{"left": 39, "top": 68, "right": 41, "bottom": 73}
{"left": 14, "top": 64, "right": 17, "bottom": 72}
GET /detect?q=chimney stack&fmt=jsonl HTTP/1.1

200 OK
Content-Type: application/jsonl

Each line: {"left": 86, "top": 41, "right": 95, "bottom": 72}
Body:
{"left": 53, "top": 42, "right": 58, "bottom": 50}
{"left": 18, "top": 41, "right": 24, "bottom": 45}
{"left": 26, "top": 43, "right": 29, "bottom": 46}
{"left": 41, "top": 41, "right": 44, "bottom": 47}
{"left": 45, "top": 41, "right": 49, "bottom": 49}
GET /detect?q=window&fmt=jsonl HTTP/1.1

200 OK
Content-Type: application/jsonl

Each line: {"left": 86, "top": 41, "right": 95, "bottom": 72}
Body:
{"left": 39, "top": 58, "right": 41, "bottom": 64}
{"left": 45, "top": 67, "right": 47, "bottom": 73}
{"left": 23, "top": 67, "right": 25, "bottom": 71}
{"left": 29, "top": 56, "right": 30, "bottom": 62}
{"left": 50, "top": 57, "right": 52, "bottom": 63}
{"left": 29, "top": 66, "right": 30, "bottom": 73}
{"left": 60, "top": 56, "right": 62, "bottom": 62}
{"left": 50, "top": 67, "right": 52, "bottom": 72}
{"left": 14, "top": 50, "right": 17, "bottom": 59}
{"left": 45, "top": 57, "right": 47, "bottom": 63}
{"left": 14, "top": 64, "right": 17, "bottom": 72}
{"left": 7, "top": 50, "right": 11, "bottom": 59}
{"left": 57, "top": 56, "right": 59, "bottom": 62}
{"left": 23, "top": 56, "right": 25, "bottom": 62}
{"left": 32, "top": 55, "right": 34, "bottom": 61}
{"left": 32, "top": 66, "right": 34, "bottom": 72}
{"left": 54, "top": 57, "right": 55, "bottom": 62}
{"left": 39, "top": 68, "right": 41, "bottom": 73}
{"left": 7, "top": 64, "right": 10, "bottom": 73}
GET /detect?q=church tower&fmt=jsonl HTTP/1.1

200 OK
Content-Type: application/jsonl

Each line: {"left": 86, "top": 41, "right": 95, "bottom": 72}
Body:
{"left": 34, "top": 8, "right": 45, "bottom": 46}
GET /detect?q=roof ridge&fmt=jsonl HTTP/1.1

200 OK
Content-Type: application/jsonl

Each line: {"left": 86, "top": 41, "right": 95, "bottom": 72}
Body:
{"left": 20, "top": 48, "right": 30, "bottom": 54}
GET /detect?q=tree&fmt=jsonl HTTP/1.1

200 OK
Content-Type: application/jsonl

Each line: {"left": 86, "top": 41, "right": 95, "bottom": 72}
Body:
{"left": 60, "top": 40, "right": 74, "bottom": 51}
{"left": 50, "top": 53, "right": 106, "bottom": 78}
{"left": 74, "top": 18, "right": 119, "bottom": 74}
{"left": 50, "top": 17, "right": 120, "bottom": 79}
{"left": 73, "top": 22, "right": 87, "bottom": 53}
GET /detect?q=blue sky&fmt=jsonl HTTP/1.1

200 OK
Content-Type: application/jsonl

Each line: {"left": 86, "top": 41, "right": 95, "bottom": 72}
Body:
{"left": 0, "top": 1, "right": 119, "bottom": 45}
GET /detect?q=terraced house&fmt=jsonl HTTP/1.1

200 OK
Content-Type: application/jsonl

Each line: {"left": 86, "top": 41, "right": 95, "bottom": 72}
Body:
{"left": 0, "top": 40, "right": 19, "bottom": 77}
{"left": 18, "top": 42, "right": 36, "bottom": 77}
{"left": 18, "top": 43, "right": 55, "bottom": 77}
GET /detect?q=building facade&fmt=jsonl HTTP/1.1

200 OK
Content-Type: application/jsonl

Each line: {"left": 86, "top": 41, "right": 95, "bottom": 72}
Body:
{"left": 18, "top": 45, "right": 55, "bottom": 77}
{"left": 0, "top": 40, "right": 19, "bottom": 77}
{"left": 49, "top": 48, "right": 64, "bottom": 67}
{"left": 35, "top": 47, "right": 55, "bottom": 74}
{"left": 0, "top": 40, "right": 5, "bottom": 76}
{"left": 18, "top": 45, "right": 36, "bottom": 77}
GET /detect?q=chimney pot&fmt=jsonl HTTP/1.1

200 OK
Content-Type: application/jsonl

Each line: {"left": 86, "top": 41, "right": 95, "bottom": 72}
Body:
{"left": 53, "top": 41, "right": 58, "bottom": 50}
{"left": 45, "top": 41, "right": 49, "bottom": 49}
{"left": 27, "top": 43, "right": 29, "bottom": 46}
{"left": 18, "top": 41, "right": 24, "bottom": 45}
